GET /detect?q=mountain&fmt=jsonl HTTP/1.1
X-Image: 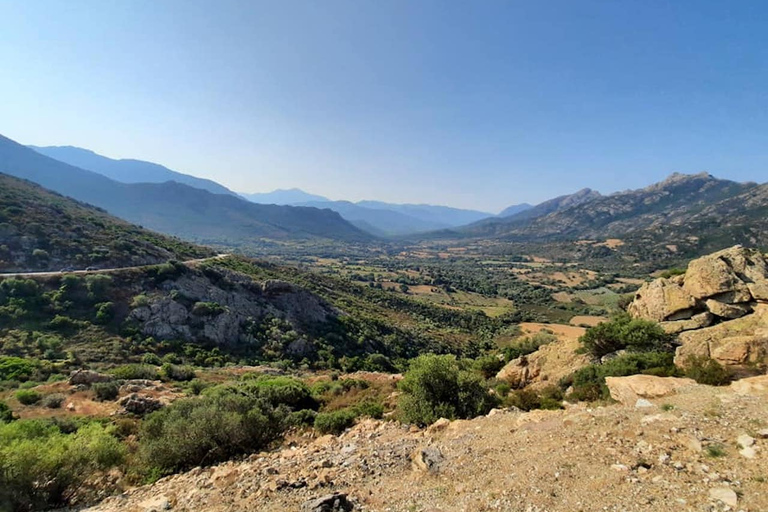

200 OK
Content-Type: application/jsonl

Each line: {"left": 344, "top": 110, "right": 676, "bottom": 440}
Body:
{"left": 294, "top": 200, "right": 448, "bottom": 236}
{"left": 451, "top": 188, "right": 602, "bottom": 238}
{"left": 240, "top": 188, "right": 329, "bottom": 204}
{"left": 0, "top": 134, "right": 370, "bottom": 244}
{"left": 451, "top": 173, "right": 768, "bottom": 255}
{"left": 498, "top": 203, "right": 533, "bottom": 217}
{"left": 29, "top": 145, "right": 236, "bottom": 196}
{"left": 240, "top": 189, "right": 493, "bottom": 235}
{"left": 0, "top": 173, "right": 213, "bottom": 272}
{"left": 356, "top": 201, "right": 492, "bottom": 228}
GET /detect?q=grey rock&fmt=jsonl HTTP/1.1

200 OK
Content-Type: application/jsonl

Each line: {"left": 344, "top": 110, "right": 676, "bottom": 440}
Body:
{"left": 301, "top": 493, "right": 354, "bottom": 512}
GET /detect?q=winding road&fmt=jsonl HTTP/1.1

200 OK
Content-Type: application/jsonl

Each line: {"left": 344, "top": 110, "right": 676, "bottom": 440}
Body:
{"left": 0, "top": 254, "right": 230, "bottom": 279}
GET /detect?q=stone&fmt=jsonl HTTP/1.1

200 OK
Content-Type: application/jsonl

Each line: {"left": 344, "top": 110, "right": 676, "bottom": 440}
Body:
{"left": 739, "top": 446, "right": 757, "bottom": 459}
{"left": 736, "top": 434, "right": 755, "bottom": 448}
{"left": 119, "top": 394, "right": 164, "bottom": 415}
{"left": 748, "top": 282, "right": 768, "bottom": 301}
{"left": 301, "top": 493, "right": 354, "bottom": 512}
{"left": 730, "top": 374, "right": 768, "bottom": 395}
{"left": 139, "top": 496, "right": 172, "bottom": 512}
{"left": 705, "top": 299, "right": 752, "bottom": 319}
{"left": 411, "top": 446, "right": 445, "bottom": 474}
{"left": 427, "top": 418, "right": 451, "bottom": 434}
{"left": 709, "top": 487, "right": 738, "bottom": 507}
{"left": 604, "top": 375, "right": 695, "bottom": 405}
{"left": 756, "top": 428, "right": 768, "bottom": 439}
{"left": 683, "top": 246, "right": 765, "bottom": 300}
{"left": 69, "top": 369, "right": 114, "bottom": 385}
{"left": 660, "top": 312, "right": 714, "bottom": 334}
{"left": 627, "top": 278, "right": 698, "bottom": 322}
{"left": 634, "top": 399, "right": 654, "bottom": 409}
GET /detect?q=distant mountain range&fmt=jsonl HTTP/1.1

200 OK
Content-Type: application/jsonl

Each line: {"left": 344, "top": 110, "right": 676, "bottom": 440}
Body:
{"left": 242, "top": 189, "right": 494, "bottom": 236}
{"left": 497, "top": 203, "right": 534, "bottom": 218}
{"left": 30, "top": 145, "right": 237, "bottom": 196}
{"left": 0, "top": 134, "right": 369, "bottom": 244}
{"left": 434, "top": 172, "right": 768, "bottom": 257}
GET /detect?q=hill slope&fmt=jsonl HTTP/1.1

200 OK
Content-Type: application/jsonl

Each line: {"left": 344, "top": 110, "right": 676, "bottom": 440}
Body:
{"left": 240, "top": 188, "right": 330, "bottom": 204}
{"left": 29, "top": 145, "right": 237, "bottom": 196}
{"left": 445, "top": 174, "right": 768, "bottom": 255}
{"left": 0, "top": 134, "right": 369, "bottom": 244}
{"left": 0, "top": 173, "right": 213, "bottom": 271}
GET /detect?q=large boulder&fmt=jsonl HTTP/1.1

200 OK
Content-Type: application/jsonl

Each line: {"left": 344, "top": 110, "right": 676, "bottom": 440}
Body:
{"left": 675, "top": 304, "right": 768, "bottom": 371}
{"left": 69, "top": 369, "right": 114, "bottom": 385}
{"left": 604, "top": 375, "right": 695, "bottom": 405}
{"left": 683, "top": 246, "right": 768, "bottom": 300}
{"left": 627, "top": 278, "right": 698, "bottom": 322}
{"left": 660, "top": 312, "right": 713, "bottom": 334}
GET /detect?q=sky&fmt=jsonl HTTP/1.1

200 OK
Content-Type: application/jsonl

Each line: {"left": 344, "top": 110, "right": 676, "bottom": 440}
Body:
{"left": 1, "top": 0, "right": 767, "bottom": 213}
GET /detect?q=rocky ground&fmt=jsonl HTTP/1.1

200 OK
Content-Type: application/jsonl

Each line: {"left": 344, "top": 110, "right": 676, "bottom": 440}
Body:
{"left": 87, "top": 375, "right": 768, "bottom": 512}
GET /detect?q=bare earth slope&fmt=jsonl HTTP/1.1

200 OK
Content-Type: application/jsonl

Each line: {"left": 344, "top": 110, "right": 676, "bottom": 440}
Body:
{"left": 89, "top": 377, "right": 768, "bottom": 512}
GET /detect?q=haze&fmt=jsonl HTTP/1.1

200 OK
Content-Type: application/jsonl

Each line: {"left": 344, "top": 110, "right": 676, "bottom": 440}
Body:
{"left": 1, "top": 0, "right": 766, "bottom": 211}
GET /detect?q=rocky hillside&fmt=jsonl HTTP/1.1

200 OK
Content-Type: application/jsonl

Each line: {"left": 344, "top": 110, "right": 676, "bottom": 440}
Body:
{"left": 446, "top": 174, "right": 768, "bottom": 257}
{"left": 0, "top": 173, "right": 213, "bottom": 272}
{"left": 86, "top": 374, "right": 768, "bottom": 511}
{"left": 628, "top": 245, "right": 768, "bottom": 375}
{"left": 0, "top": 255, "right": 502, "bottom": 367}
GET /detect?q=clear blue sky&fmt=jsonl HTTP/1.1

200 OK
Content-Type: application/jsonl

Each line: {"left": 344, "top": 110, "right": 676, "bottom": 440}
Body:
{"left": 1, "top": 0, "right": 766, "bottom": 212}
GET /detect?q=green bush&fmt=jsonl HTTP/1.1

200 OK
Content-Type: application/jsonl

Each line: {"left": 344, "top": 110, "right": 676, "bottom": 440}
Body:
{"left": 352, "top": 398, "right": 385, "bottom": 419}
{"left": 579, "top": 313, "right": 673, "bottom": 358}
{"left": 16, "top": 389, "right": 42, "bottom": 405}
{"left": 507, "top": 385, "right": 563, "bottom": 411}
{"left": 473, "top": 355, "right": 506, "bottom": 379}
{"left": 503, "top": 332, "right": 557, "bottom": 361}
{"left": 564, "top": 352, "right": 678, "bottom": 401}
{"left": 141, "top": 353, "right": 162, "bottom": 365}
{"left": 0, "top": 420, "right": 125, "bottom": 510}
{"left": 0, "top": 400, "right": 13, "bottom": 423}
{"left": 287, "top": 408, "right": 317, "bottom": 427}
{"left": 138, "top": 392, "right": 287, "bottom": 476}
{"left": 109, "top": 364, "right": 158, "bottom": 380}
{"left": 0, "top": 356, "right": 37, "bottom": 382}
{"left": 42, "top": 394, "right": 65, "bottom": 409}
{"left": 684, "top": 356, "right": 732, "bottom": 386}
{"left": 94, "top": 302, "right": 114, "bottom": 324}
{"left": 398, "top": 354, "right": 498, "bottom": 426}
{"left": 314, "top": 409, "right": 357, "bottom": 434}
{"left": 93, "top": 381, "right": 120, "bottom": 402}
{"left": 160, "top": 363, "right": 196, "bottom": 382}
{"left": 191, "top": 301, "right": 226, "bottom": 316}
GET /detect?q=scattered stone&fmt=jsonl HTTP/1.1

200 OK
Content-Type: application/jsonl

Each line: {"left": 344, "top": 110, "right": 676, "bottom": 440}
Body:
{"left": 739, "top": 446, "right": 757, "bottom": 459}
{"left": 635, "top": 399, "right": 654, "bottom": 409}
{"left": 737, "top": 434, "right": 755, "bottom": 448}
{"left": 119, "top": 394, "right": 164, "bottom": 415}
{"left": 139, "top": 496, "right": 172, "bottom": 511}
{"left": 411, "top": 446, "right": 445, "bottom": 474}
{"left": 301, "top": 493, "right": 353, "bottom": 512}
{"left": 756, "top": 428, "right": 768, "bottom": 439}
{"left": 709, "top": 487, "right": 738, "bottom": 507}
{"left": 427, "top": 418, "right": 451, "bottom": 434}
{"left": 69, "top": 369, "right": 114, "bottom": 385}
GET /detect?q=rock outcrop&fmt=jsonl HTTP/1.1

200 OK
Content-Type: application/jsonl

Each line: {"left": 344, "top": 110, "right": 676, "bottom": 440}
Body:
{"left": 628, "top": 246, "right": 768, "bottom": 372}
{"left": 604, "top": 375, "right": 695, "bottom": 405}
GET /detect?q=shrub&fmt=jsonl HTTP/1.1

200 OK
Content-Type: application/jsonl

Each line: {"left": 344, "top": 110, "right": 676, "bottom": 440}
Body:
{"left": 160, "top": 363, "right": 196, "bottom": 382}
{"left": 94, "top": 302, "right": 115, "bottom": 324}
{"left": 137, "top": 392, "right": 287, "bottom": 476}
{"left": 502, "top": 332, "right": 557, "bottom": 361}
{"left": 187, "top": 379, "right": 209, "bottom": 395}
{"left": 507, "top": 385, "right": 563, "bottom": 411}
{"left": 314, "top": 409, "right": 357, "bottom": 435}
{"left": 684, "top": 356, "right": 732, "bottom": 386}
{"left": 16, "top": 389, "right": 42, "bottom": 405}
{"left": 239, "top": 376, "right": 319, "bottom": 411}
{"left": 398, "top": 354, "right": 498, "bottom": 426}
{"left": 110, "top": 364, "right": 159, "bottom": 380}
{"left": 0, "top": 420, "right": 125, "bottom": 510}
{"left": 565, "top": 352, "right": 678, "bottom": 401}
{"left": 42, "top": 394, "right": 65, "bottom": 409}
{"left": 131, "top": 294, "right": 151, "bottom": 308}
{"left": 141, "top": 353, "right": 162, "bottom": 365}
{"left": 352, "top": 398, "right": 385, "bottom": 419}
{"left": 287, "top": 409, "right": 317, "bottom": 427}
{"left": 0, "top": 356, "right": 37, "bottom": 382}
{"left": 579, "top": 313, "right": 673, "bottom": 358}
{"left": 191, "top": 301, "right": 226, "bottom": 316}
{"left": 473, "top": 355, "right": 506, "bottom": 379}
{"left": 93, "top": 381, "right": 120, "bottom": 402}
{"left": 0, "top": 400, "right": 13, "bottom": 423}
